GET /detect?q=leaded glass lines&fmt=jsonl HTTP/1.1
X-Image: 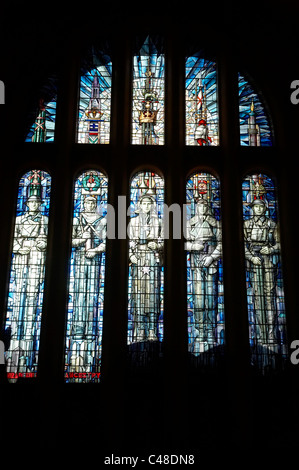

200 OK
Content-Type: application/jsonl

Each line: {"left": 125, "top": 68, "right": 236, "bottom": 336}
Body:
{"left": 132, "top": 37, "right": 165, "bottom": 145}
{"left": 26, "top": 96, "right": 57, "bottom": 142}
{"left": 64, "top": 171, "right": 108, "bottom": 382}
{"left": 242, "top": 174, "right": 287, "bottom": 371}
{"left": 77, "top": 48, "right": 112, "bottom": 144}
{"left": 127, "top": 171, "right": 164, "bottom": 367}
{"left": 186, "top": 172, "right": 225, "bottom": 365}
{"left": 4, "top": 170, "right": 51, "bottom": 381}
{"left": 238, "top": 74, "right": 273, "bottom": 146}
{"left": 185, "top": 57, "right": 219, "bottom": 146}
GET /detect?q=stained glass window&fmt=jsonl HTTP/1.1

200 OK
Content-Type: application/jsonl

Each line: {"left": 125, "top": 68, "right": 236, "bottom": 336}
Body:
{"left": 242, "top": 173, "right": 287, "bottom": 371}
{"left": 65, "top": 170, "right": 108, "bottom": 383}
{"left": 127, "top": 171, "right": 164, "bottom": 366}
{"left": 77, "top": 46, "right": 112, "bottom": 144}
{"left": 239, "top": 73, "right": 273, "bottom": 146}
{"left": 132, "top": 36, "right": 165, "bottom": 145}
{"left": 4, "top": 170, "right": 51, "bottom": 381}
{"left": 185, "top": 172, "right": 225, "bottom": 365}
{"left": 185, "top": 57, "right": 219, "bottom": 146}
{"left": 25, "top": 78, "right": 57, "bottom": 142}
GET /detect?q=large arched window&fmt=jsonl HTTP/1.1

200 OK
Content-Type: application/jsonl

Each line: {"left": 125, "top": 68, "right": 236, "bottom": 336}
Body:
{"left": 2, "top": 31, "right": 290, "bottom": 388}
{"left": 127, "top": 171, "right": 164, "bottom": 366}
{"left": 4, "top": 170, "right": 51, "bottom": 381}
{"left": 242, "top": 173, "right": 287, "bottom": 371}
{"left": 64, "top": 170, "right": 108, "bottom": 383}
{"left": 185, "top": 172, "right": 225, "bottom": 365}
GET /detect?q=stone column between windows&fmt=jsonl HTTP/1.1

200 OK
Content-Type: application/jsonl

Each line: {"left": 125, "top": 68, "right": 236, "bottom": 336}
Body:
{"left": 162, "top": 29, "right": 189, "bottom": 450}
{"left": 218, "top": 39, "right": 253, "bottom": 446}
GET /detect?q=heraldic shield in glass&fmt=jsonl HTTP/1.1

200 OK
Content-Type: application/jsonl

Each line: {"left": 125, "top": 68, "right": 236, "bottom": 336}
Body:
{"left": 185, "top": 172, "right": 225, "bottom": 364}
{"left": 25, "top": 78, "right": 57, "bottom": 142}
{"left": 65, "top": 171, "right": 108, "bottom": 383}
{"left": 132, "top": 36, "right": 165, "bottom": 145}
{"left": 127, "top": 171, "right": 164, "bottom": 365}
{"left": 4, "top": 170, "right": 51, "bottom": 381}
{"left": 77, "top": 46, "right": 112, "bottom": 144}
{"left": 239, "top": 73, "right": 273, "bottom": 146}
{"left": 243, "top": 174, "right": 287, "bottom": 371}
{"left": 185, "top": 56, "right": 219, "bottom": 146}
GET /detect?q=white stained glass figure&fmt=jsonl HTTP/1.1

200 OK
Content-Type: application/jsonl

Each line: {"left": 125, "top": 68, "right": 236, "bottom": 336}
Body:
{"left": 185, "top": 173, "right": 225, "bottom": 358}
{"left": 128, "top": 171, "right": 164, "bottom": 344}
{"left": 243, "top": 174, "right": 287, "bottom": 370}
{"left": 65, "top": 171, "right": 108, "bottom": 382}
{"left": 4, "top": 170, "right": 51, "bottom": 381}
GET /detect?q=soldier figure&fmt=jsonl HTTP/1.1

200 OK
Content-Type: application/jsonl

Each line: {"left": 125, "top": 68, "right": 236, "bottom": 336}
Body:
{"left": 128, "top": 193, "right": 164, "bottom": 342}
{"left": 6, "top": 194, "right": 48, "bottom": 374}
{"left": 244, "top": 198, "right": 279, "bottom": 343}
{"left": 70, "top": 196, "right": 106, "bottom": 370}
{"left": 185, "top": 198, "right": 221, "bottom": 343}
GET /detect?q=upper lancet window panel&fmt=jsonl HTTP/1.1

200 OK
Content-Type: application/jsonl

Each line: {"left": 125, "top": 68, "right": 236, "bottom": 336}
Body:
{"left": 77, "top": 45, "right": 112, "bottom": 144}
{"left": 3, "top": 171, "right": 51, "bottom": 382}
{"left": 185, "top": 56, "right": 219, "bottom": 146}
{"left": 25, "top": 78, "right": 57, "bottom": 142}
{"left": 185, "top": 172, "right": 225, "bottom": 367}
{"left": 242, "top": 174, "right": 287, "bottom": 372}
{"left": 239, "top": 73, "right": 273, "bottom": 146}
{"left": 64, "top": 171, "right": 108, "bottom": 383}
{"left": 132, "top": 36, "right": 165, "bottom": 145}
{"left": 127, "top": 171, "right": 164, "bottom": 367}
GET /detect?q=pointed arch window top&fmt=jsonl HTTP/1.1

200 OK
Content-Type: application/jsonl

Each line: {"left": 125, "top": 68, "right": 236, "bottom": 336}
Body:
{"left": 185, "top": 56, "right": 219, "bottom": 146}
{"left": 132, "top": 36, "right": 165, "bottom": 145}
{"left": 25, "top": 78, "right": 57, "bottom": 143}
{"left": 77, "top": 46, "right": 112, "bottom": 144}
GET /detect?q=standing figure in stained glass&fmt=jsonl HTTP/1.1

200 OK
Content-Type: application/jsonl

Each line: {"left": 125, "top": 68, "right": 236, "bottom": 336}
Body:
{"left": 185, "top": 197, "right": 221, "bottom": 343}
{"left": 6, "top": 193, "right": 48, "bottom": 375}
{"left": 244, "top": 198, "right": 280, "bottom": 343}
{"left": 70, "top": 195, "right": 106, "bottom": 370}
{"left": 128, "top": 190, "right": 163, "bottom": 342}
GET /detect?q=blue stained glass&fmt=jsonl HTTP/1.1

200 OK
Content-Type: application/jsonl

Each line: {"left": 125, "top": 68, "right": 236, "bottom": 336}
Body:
{"left": 239, "top": 73, "right": 273, "bottom": 146}
{"left": 64, "top": 171, "right": 108, "bottom": 383}
{"left": 132, "top": 37, "right": 165, "bottom": 145}
{"left": 242, "top": 174, "right": 287, "bottom": 372}
{"left": 4, "top": 170, "right": 51, "bottom": 381}
{"left": 77, "top": 47, "right": 112, "bottom": 144}
{"left": 127, "top": 171, "right": 164, "bottom": 365}
{"left": 185, "top": 172, "right": 225, "bottom": 364}
{"left": 185, "top": 57, "right": 219, "bottom": 146}
{"left": 25, "top": 78, "right": 57, "bottom": 143}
